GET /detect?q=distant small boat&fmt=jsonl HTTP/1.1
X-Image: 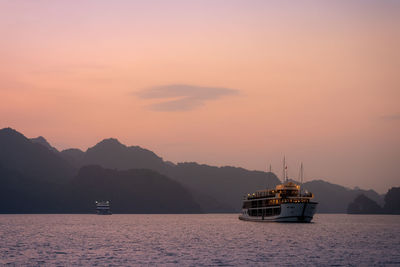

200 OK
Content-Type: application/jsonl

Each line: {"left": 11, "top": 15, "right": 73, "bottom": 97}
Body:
{"left": 239, "top": 158, "right": 318, "bottom": 223}
{"left": 95, "top": 200, "right": 112, "bottom": 215}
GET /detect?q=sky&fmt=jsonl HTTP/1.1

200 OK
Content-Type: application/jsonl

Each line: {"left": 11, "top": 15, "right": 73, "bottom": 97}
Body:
{"left": 0, "top": 0, "right": 399, "bottom": 193}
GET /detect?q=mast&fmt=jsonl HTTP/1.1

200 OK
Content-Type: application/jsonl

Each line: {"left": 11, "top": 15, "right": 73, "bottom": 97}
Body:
{"left": 300, "top": 162, "right": 303, "bottom": 195}
{"left": 267, "top": 164, "right": 272, "bottom": 188}
{"left": 285, "top": 157, "right": 288, "bottom": 182}
{"left": 286, "top": 162, "right": 288, "bottom": 182}
{"left": 282, "top": 156, "right": 288, "bottom": 183}
{"left": 282, "top": 156, "right": 285, "bottom": 183}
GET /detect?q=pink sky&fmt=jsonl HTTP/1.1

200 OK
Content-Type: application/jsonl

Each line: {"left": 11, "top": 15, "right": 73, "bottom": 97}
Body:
{"left": 1, "top": 0, "right": 399, "bottom": 193}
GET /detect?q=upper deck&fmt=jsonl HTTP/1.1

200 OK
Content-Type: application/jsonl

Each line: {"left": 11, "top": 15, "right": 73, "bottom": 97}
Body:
{"left": 244, "top": 181, "right": 313, "bottom": 201}
{"left": 95, "top": 201, "right": 110, "bottom": 208}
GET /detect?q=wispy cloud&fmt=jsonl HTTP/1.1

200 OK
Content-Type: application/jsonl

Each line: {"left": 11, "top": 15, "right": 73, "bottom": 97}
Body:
{"left": 380, "top": 114, "right": 400, "bottom": 121}
{"left": 136, "top": 84, "right": 239, "bottom": 111}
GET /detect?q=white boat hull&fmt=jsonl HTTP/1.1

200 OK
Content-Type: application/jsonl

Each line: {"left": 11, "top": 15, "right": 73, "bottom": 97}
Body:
{"left": 239, "top": 202, "right": 318, "bottom": 223}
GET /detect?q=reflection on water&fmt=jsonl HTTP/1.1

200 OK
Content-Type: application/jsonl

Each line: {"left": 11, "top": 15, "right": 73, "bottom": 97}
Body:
{"left": 0, "top": 214, "right": 399, "bottom": 266}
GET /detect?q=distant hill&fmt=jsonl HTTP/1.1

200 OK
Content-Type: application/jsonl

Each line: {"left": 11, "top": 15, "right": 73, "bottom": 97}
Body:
{"left": 164, "top": 162, "right": 279, "bottom": 212}
{"left": 65, "top": 165, "right": 202, "bottom": 213}
{"left": 384, "top": 187, "right": 400, "bottom": 214}
{"left": 0, "top": 128, "right": 75, "bottom": 184}
{"left": 75, "top": 137, "right": 388, "bottom": 213}
{"left": 0, "top": 164, "right": 65, "bottom": 213}
{"left": 61, "top": 136, "right": 389, "bottom": 213}
{"left": 60, "top": 148, "right": 85, "bottom": 167}
{"left": 346, "top": 187, "right": 400, "bottom": 215}
{"left": 0, "top": 128, "right": 201, "bottom": 213}
{"left": 68, "top": 138, "right": 280, "bottom": 212}
{"left": 0, "top": 127, "right": 392, "bottom": 214}
{"left": 0, "top": 163, "right": 201, "bottom": 213}
{"left": 302, "top": 180, "right": 384, "bottom": 213}
{"left": 30, "top": 136, "right": 58, "bottom": 153}
{"left": 347, "top": 194, "right": 383, "bottom": 214}
{"left": 82, "top": 138, "right": 166, "bottom": 172}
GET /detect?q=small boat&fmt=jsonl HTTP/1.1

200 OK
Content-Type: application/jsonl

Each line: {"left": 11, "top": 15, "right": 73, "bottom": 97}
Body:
{"left": 95, "top": 200, "right": 112, "bottom": 215}
{"left": 239, "top": 158, "right": 318, "bottom": 222}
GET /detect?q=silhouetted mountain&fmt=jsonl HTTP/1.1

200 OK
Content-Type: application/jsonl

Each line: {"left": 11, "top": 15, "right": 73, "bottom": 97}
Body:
{"left": 65, "top": 165, "right": 202, "bottom": 213}
{"left": 30, "top": 136, "right": 58, "bottom": 153}
{"left": 82, "top": 138, "right": 166, "bottom": 172}
{"left": 302, "top": 180, "right": 384, "bottom": 213}
{"left": 60, "top": 148, "right": 85, "bottom": 167}
{"left": 0, "top": 129, "right": 210, "bottom": 213}
{"left": 77, "top": 139, "right": 281, "bottom": 212}
{"left": 0, "top": 128, "right": 75, "bottom": 184}
{"left": 357, "top": 189, "right": 385, "bottom": 206}
{"left": 1, "top": 128, "right": 392, "bottom": 214}
{"left": 188, "top": 189, "right": 231, "bottom": 213}
{"left": 164, "top": 162, "right": 280, "bottom": 212}
{"left": 0, "top": 164, "right": 201, "bottom": 214}
{"left": 67, "top": 137, "right": 388, "bottom": 213}
{"left": 0, "top": 164, "right": 65, "bottom": 213}
{"left": 384, "top": 187, "right": 400, "bottom": 214}
{"left": 347, "top": 194, "right": 383, "bottom": 214}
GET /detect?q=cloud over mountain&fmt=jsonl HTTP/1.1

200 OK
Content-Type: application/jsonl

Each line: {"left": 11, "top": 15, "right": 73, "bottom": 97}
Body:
{"left": 136, "top": 84, "right": 239, "bottom": 111}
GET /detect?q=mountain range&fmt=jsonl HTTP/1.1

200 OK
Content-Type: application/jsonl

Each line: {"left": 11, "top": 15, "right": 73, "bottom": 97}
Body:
{"left": 347, "top": 187, "right": 400, "bottom": 214}
{"left": 0, "top": 127, "right": 393, "bottom": 214}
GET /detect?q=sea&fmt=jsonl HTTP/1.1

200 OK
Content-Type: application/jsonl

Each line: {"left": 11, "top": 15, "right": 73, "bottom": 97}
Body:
{"left": 0, "top": 214, "right": 399, "bottom": 266}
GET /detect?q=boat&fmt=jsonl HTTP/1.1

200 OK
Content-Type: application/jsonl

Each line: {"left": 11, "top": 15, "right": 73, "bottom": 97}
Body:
{"left": 95, "top": 200, "right": 112, "bottom": 215}
{"left": 239, "top": 158, "right": 318, "bottom": 222}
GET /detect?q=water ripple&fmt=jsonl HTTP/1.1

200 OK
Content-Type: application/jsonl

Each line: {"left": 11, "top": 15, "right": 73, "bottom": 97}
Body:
{"left": 0, "top": 214, "right": 399, "bottom": 266}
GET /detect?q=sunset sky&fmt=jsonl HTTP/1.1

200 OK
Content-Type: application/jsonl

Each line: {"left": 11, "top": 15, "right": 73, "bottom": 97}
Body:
{"left": 1, "top": 0, "right": 399, "bottom": 193}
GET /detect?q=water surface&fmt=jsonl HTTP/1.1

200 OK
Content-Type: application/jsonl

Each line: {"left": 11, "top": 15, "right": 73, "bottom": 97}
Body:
{"left": 0, "top": 214, "right": 399, "bottom": 266}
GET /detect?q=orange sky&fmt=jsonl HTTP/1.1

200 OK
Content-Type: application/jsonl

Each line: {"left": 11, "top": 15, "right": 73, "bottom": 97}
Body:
{"left": 1, "top": 0, "right": 399, "bottom": 193}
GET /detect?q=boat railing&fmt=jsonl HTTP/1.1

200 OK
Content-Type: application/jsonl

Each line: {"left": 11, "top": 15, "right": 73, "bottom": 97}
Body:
{"left": 300, "top": 192, "right": 313, "bottom": 198}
